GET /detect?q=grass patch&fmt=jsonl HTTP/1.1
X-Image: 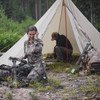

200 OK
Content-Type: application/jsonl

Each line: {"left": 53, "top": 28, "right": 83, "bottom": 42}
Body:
{"left": 29, "top": 77, "right": 63, "bottom": 93}
{"left": 46, "top": 62, "right": 71, "bottom": 73}
{"left": 44, "top": 53, "right": 81, "bottom": 73}
{"left": 6, "top": 92, "right": 13, "bottom": 100}
{"left": 29, "top": 90, "right": 39, "bottom": 99}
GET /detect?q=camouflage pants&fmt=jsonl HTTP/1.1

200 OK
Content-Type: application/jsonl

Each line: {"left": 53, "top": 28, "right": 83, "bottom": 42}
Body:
{"left": 54, "top": 46, "right": 73, "bottom": 62}
{"left": 0, "top": 64, "right": 31, "bottom": 79}
{"left": 18, "top": 60, "right": 46, "bottom": 82}
{"left": 0, "top": 70, "right": 10, "bottom": 79}
{"left": 27, "top": 61, "right": 46, "bottom": 82}
{"left": 0, "top": 64, "right": 31, "bottom": 80}
{"left": 0, "top": 60, "right": 46, "bottom": 83}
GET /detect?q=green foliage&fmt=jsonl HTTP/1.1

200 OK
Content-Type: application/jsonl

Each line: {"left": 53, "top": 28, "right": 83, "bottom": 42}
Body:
{"left": 48, "top": 78, "right": 61, "bottom": 89}
{"left": 95, "top": 21, "right": 100, "bottom": 32}
{"left": 29, "top": 90, "right": 39, "bottom": 99}
{"left": 46, "top": 62, "right": 70, "bottom": 73}
{"left": 38, "top": 85, "right": 54, "bottom": 92}
{"left": 0, "top": 0, "right": 100, "bottom": 32}
{"left": 0, "top": 33, "right": 21, "bottom": 52}
{"left": 72, "top": 74, "right": 79, "bottom": 79}
{"left": 45, "top": 53, "right": 80, "bottom": 73}
{"left": 72, "top": 53, "right": 80, "bottom": 64}
{"left": 80, "top": 85, "right": 86, "bottom": 93}
{"left": 29, "top": 78, "right": 62, "bottom": 93}
{"left": 7, "top": 93, "right": 13, "bottom": 100}
{"left": 80, "top": 77, "right": 100, "bottom": 95}
{"left": 73, "top": 0, "right": 100, "bottom": 32}
{"left": 44, "top": 53, "right": 55, "bottom": 58}
{"left": 88, "top": 86, "right": 100, "bottom": 94}
{"left": 0, "top": 9, "right": 36, "bottom": 52}
{"left": 29, "top": 80, "right": 42, "bottom": 88}
{"left": 63, "top": 94, "right": 69, "bottom": 100}
{"left": 70, "top": 89, "right": 78, "bottom": 97}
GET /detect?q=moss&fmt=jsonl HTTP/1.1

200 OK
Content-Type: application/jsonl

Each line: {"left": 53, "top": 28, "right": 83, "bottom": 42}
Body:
{"left": 29, "top": 77, "right": 63, "bottom": 93}
{"left": 71, "top": 53, "right": 80, "bottom": 64}
{"left": 29, "top": 90, "right": 39, "bottom": 99}
{"left": 46, "top": 62, "right": 71, "bottom": 73}
{"left": 7, "top": 92, "right": 13, "bottom": 100}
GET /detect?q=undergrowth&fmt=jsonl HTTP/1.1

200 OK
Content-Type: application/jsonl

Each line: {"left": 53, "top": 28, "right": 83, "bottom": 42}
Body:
{"left": 44, "top": 53, "right": 80, "bottom": 73}
{"left": 29, "top": 78, "right": 63, "bottom": 98}
{"left": 46, "top": 62, "right": 71, "bottom": 73}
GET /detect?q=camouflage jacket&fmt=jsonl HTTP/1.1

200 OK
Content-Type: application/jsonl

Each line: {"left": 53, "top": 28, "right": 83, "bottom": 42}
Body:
{"left": 24, "top": 39, "right": 44, "bottom": 63}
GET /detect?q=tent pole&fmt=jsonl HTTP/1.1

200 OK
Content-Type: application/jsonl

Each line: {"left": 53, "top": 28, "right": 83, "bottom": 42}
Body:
{"left": 58, "top": 1, "right": 63, "bottom": 33}
{"left": 63, "top": 0, "right": 68, "bottom": 63}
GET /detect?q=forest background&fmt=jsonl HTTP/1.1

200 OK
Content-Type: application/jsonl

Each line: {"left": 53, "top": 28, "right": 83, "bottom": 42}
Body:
{"left": 0, "top": 0, "right": 100, "bottom": 52}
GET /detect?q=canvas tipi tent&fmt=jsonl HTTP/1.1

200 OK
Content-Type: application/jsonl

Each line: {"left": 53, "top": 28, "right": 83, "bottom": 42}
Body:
{"left": 0, "top": 0, "right": 100, "bottom": 66}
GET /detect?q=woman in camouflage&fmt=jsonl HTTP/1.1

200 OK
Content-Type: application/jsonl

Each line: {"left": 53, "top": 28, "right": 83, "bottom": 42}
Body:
{"left": 20, "top": 26, "right": 47, "bottom": 87}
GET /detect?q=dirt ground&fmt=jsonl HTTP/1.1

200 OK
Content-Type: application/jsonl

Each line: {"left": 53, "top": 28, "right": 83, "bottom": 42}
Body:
{"left": 0, "top": 68, "right": 100, "bottom": 100}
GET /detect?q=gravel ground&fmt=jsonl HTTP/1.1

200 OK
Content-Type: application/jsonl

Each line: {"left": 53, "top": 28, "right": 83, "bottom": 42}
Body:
{"left": 0, "top": 70, "right": 100, "bottom": 100}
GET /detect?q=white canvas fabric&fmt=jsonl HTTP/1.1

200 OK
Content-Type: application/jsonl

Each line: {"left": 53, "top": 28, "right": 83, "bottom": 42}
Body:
{"left": 0, "top": 0, "right": 100, "bottom": 66}
{"left": 64, "top": 0, "right": 100, "bottom": 52}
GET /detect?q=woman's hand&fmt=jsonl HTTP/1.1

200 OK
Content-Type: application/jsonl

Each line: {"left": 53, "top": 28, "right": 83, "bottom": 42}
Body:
{"left": 20, "top": 56, "right": 25, "bottom": 59}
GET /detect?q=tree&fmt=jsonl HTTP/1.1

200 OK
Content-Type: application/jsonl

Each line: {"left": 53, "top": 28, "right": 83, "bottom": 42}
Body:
{"left": 73, "top": 0, "right": 100, "bottom": 31}
{"left": 0, "top": 0, "right": 99, "bottom": 31}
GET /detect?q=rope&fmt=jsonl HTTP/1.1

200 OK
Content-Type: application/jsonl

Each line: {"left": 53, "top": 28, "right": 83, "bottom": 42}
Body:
{"left": 63, "top": 1, "right": 68, "bottom": 63}
{"left": 0, "top": 39, "right": 18, "bottom": 52}
{"left": 58, "top": 1, "right": 63, "bottom": 33}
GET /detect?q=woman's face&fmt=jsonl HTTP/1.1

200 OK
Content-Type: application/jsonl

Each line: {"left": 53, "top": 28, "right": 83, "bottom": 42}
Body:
{"left": 28, "top": 30, "right": 36, "bottom": 40}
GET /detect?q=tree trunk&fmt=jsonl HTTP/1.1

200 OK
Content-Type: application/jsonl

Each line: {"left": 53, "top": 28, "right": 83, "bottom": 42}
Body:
{"left": 35, "top": 0, "right": 38, "bottom": 20}
{"left": 46, "top": 0, "right": 49, "bottom": 10}
{"left": 39, "top": 0, "right": 42, "bottom": 19}
{"left": 90, "top": 1, "right": 93, "bottom": 24}
{"left": 21, "top": 0, "right": 25, "bottom": 14}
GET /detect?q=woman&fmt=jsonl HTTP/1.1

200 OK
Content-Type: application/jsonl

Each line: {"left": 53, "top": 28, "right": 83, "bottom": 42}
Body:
{"left": 21, "top": 26, "right": 47, "bottom": 87}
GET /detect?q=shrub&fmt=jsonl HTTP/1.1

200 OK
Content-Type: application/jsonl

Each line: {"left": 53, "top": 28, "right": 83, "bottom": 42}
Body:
{"left": 0, "top": 9, "right": 36, "bottom": 52}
